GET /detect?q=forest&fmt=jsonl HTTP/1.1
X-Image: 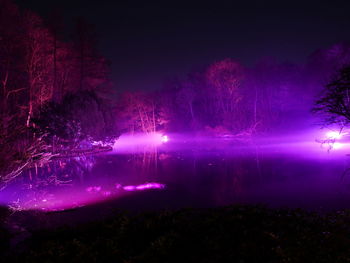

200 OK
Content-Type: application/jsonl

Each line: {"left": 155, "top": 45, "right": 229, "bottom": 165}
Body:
{"left": 1, "top": 0, "right": 350, "bottom": 184}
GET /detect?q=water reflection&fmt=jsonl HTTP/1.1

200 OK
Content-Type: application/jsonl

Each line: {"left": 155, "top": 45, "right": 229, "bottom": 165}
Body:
{"left": 2, "top": 136, "right": 350, "bottom": 211}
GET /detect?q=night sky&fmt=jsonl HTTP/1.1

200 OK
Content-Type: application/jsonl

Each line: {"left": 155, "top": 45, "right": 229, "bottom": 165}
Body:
{"left": 15, "top": 0, "right": 350, "bottom": 91}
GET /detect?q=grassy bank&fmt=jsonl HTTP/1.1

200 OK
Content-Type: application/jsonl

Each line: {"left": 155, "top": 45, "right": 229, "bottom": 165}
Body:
{"left": 2, "top": 205, "right": 350, "bottom": 262}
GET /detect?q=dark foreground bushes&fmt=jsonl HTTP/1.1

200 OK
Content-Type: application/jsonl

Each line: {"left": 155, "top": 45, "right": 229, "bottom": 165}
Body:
{"left": 4, "top": 205, "right": 350, "bottom": 262}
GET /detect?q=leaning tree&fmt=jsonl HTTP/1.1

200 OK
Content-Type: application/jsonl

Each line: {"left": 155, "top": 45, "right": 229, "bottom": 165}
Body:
{"left": 314, "top": 65, "right": 350, "bottom": 128}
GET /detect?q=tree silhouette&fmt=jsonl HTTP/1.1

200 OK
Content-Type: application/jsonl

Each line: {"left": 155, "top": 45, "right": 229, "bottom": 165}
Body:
{"left": 314, "top": 65, "right": 350, "bottom": 127}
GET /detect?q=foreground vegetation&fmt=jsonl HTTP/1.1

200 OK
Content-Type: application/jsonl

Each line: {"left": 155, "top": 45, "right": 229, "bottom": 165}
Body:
{"left": 2, "top": 205, "right": 350, "bottom": 262}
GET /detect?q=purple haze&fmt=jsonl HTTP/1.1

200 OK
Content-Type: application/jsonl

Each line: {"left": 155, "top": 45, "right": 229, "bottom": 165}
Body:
{"left": 2, "top": 129, "right": 350, "bottom": 212}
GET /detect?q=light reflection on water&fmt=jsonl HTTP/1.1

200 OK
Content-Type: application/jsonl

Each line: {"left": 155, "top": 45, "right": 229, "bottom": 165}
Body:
{"left": 2, "top": 134, "right": 350, "bottom": 212}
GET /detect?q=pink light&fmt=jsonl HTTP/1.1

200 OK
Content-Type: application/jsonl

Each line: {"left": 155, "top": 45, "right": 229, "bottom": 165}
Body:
{"left": 161, "top": 135, "right": 169, "bottom": 143}
{"left": 112, "top": 133, "right": 169, "bottom": 152}
{"left": 326, "top": 131, "right": 342, "bottom": 140}
{"left": 136, "top": 182, "right": 166, "bottom": 190}
{"left": 102, "top": 191, "right": 111, "bottom": 197}
{"left": 8, "top": 181, "right": 166, "bottom": 212}
{"left": 332, "top": 142, "right": 343, "bottom": 150}
{"left": 123, "top": 185, "right": 136, "bottom": 191}
{"left": 123, "top": 183, "right": 165, "bottom": 192}
{"left": 86, "top": 186, "right": 101, "bottom": 193}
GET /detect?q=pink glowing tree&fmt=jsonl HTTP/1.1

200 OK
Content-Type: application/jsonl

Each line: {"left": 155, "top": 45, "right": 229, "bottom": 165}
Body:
{"left": 116, "top": 91, "right": 169, "bottom": 134}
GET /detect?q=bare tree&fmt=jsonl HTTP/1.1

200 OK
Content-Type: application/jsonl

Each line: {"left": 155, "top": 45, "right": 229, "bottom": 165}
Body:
{"left": 24, "top": 11, "right": 54, "bottom": 126}
{"left": 314, "top": 65, "right": 350, "bottom": 127}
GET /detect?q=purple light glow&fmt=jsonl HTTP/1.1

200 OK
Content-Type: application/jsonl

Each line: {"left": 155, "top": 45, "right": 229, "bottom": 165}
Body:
{"left": 123, "top": 183, "right": 166, "bottom": 191}
{"left": 3, "top": 131, "right": 350, "bottom": 214}
{"left": 112, "top": 133, "right": 169, "bottom": 153}
{"left": 161, "top": 135, "right": 169, "bottom": 143}
{"left": 326, "top": 131, "right": 343, "bottom": 140}
{"left": 332, "top": 142, "right": 344, "bottom": 150}
{"left": 123, "top": 185, "right": 136, "bottom": 191}
{"left": 136, "top": 182, "right": 166, "bottom": 190}
{"left": 86, "top": 186, "right": 102, "bottom": 193}
{"left": 3, "top": 182, "right": 166, "bottom": 212}
{"left": 315, "top": 129, "right": 350, "bottom": 151}
{"left": 102, "top": 191, "right": 112, "bottom": 197}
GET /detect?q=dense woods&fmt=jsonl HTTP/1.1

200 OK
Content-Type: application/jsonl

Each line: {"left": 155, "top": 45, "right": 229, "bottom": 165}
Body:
{"left": 0, "top": 0, "right": 114, "bottom": 183}
{"left": 116, "top": 45, "right": 350, "bottom": 135}
{"left": 1, "top": 0, "right": 350, "bottom": 183}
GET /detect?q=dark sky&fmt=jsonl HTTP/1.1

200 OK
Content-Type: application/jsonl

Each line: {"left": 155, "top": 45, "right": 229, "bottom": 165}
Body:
{"left": 15, "top": 0, "right": 350, "bottom": 91}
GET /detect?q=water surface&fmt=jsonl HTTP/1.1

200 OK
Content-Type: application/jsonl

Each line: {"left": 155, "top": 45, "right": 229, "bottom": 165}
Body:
{"left": 2, "top": 132, "right": 350, "bottom": 212}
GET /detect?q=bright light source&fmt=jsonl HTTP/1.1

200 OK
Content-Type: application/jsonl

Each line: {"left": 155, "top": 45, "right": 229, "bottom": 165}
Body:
{"left": 161, "top": 135, "right": 169, "bottom": 143}
{"left": 326, "top": 131, "right": 342, "bottom": 140}
{"left": 112, "top": 133, "right": 169, "bottom": 152}
{"left": 332, "top": 142, "right": 343, "bottom": 150}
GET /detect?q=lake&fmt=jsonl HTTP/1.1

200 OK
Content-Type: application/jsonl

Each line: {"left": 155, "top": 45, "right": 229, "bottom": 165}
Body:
{"left": 2, "top": 131, "right": 350, "bottom": 212}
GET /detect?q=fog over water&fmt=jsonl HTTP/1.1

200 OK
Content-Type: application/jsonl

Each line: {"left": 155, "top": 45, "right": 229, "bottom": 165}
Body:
{"left": 2, "top": 130, "right": 350, "bottom": 212}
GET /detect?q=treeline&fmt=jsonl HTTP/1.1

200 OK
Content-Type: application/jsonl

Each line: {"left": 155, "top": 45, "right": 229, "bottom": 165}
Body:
{"left": 0, "top": 0, "right": 114, "bottom": 182}
{"left": 0, "top": 0, "right": 112, "bottom": 126}
{"left": 2, "top": 0, "right": 350, "bottom": 182}
{"left": 116, "top": 43, "right": 350, "bottom": 135}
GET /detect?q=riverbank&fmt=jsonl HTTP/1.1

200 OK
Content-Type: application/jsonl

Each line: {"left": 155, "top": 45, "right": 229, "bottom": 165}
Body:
{"left": 2, "top": 204, "right": 350, "bottom": 262}
{"left": 51, "top": 145, "right": 113, "bottom": 159}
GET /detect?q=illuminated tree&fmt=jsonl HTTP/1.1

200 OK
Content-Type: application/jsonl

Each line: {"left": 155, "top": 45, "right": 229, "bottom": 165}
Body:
{"left": 207, "top": 59, "right": 243, "bottom": 94}
{"left": 23, "top": 11, "right": 54, "bottom": 126}
{"left": 117, "top": 91, "right": 169, "bottom": 134}
{"left": 206, "top": 59, "right": 244, "bottom": 113}
{"left": 0, "top": 0, "right": 115, "bottom": 184}
{"left": 205, "top": 59, "right": 246, "bottom": 131}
